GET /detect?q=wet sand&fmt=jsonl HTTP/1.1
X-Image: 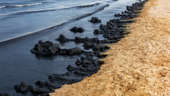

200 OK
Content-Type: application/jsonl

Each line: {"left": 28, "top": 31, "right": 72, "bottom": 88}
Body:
{"left": 50, "top": 0, "right": 170, "bottom": 96}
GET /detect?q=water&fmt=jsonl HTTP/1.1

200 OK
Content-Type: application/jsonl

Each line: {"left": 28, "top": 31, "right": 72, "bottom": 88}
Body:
{"left": 0, "top": 0, "right": 139, "bottom": 95}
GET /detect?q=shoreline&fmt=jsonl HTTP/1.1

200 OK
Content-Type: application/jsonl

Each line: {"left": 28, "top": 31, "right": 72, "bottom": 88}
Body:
{"left": 0, "top": 0, "right": 146, "bottom": 95}
{"left": 50, "top": 0, "right": 170, "bottom": 96}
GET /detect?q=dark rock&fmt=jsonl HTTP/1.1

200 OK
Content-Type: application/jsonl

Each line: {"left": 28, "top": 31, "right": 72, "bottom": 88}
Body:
{"left": 14, "top": 82, "right": 33, "bottom": 94}
{"left": 73, "top": 69, "right": 90, "bottom": 76}
{"left": 93, "top": 29, "right": 100, "bottom": 35}
{"left": 92, "top": 44, "right": 110, "bottom": 52}
{"left": 97, "top": 54, "right": 107, "bottom": 58}
{"left": 75, "top": 57, "right": 94, "bottom": 67}
{"left": 67, "top": 65, "right": 92, "bottom": 76}
{"left": 30, "top": 88, "right": 50, "bottom": 95}
{"left": 75, "top": 59, "right": 81, "bottom": 66}
{"left": 38, "top": 81, "right": 59, "bottom": 89}
{"left": 38, "top": 93, "right": 49, "bottom": 96}
{"left": 31, "top": 41, "right": 60, "bottom": 56}
{"left": 73, "top": 37, "right": 86, "bottom": 43}
{"left": 58, "top": 49, "right": 69, "bottom": 55}
{"left": 48, "top": 73, "right": 82, "bottom": 84}
{"left": 68, "top": 48, "right": 83, "bottom": 55}
{"left": 70, "top": 27, "right": 84, "bottom": 33}
{"left": 66, "top": 65, "right": 77, "bottom": 72}
{"left": 73, "top": 37, "right": 101, "bottom": 44}
{"left": 89, "top": 17, "right": 101, "bottom": 24}
{"left": 97, "top": 60, "right": 105, "bottom": 65}
{"left": 99, "top": 24, "right": 106, "bottom": 30}
{"left": 83, "top": 42, "right": 94, "bottom": 50}
{"left": 58, "top": 48, "right": 83, "bottom": 56}
{"left": 0, "top": 93, "right": 10, "bottom": 96}
{"left": 56, "top": 34, "right": 70, "bottom": 43}
{"left": 35, "top": 81, "right": 46, "bottom": 88}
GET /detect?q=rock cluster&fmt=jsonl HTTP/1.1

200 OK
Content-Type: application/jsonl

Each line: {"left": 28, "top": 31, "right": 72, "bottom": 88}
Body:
{"left": 31, "top": 40, "right": 84, "bottom": 56}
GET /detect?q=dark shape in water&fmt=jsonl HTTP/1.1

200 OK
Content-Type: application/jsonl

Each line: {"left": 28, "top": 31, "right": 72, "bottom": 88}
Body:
{"left": 58, "top": 47, "right": 83, "bottom": 56}
{"left": 93, "top": 29, "right": 101, "bottom": 35}
{"left": 31, "top": 41, "right": 60, "bottom": 56}
{"left": 70, "top": 27, "right": 84, "bottom": 33}
{"left": 0, "top": 93, "right": 10, "bottom": 96}
{"left": 30, "top": 87, "right": 51, "bottom": 95}
{"left": 31, "top": 40, "right": 85, "bottom": 56}
{"left": 56, "top": 34, "right": 71, "bottom": 44}
{"left": 14, "top": 82, "right": 33, "bottom": 94}
{"left": 89, "top": 17, "right": 101, "bottom": 24}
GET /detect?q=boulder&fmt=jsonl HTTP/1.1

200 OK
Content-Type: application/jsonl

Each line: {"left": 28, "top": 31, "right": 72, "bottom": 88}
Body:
{"left": 14, "top": 82, "right": 33, "bottom": 94}
{"left": 31, "top": 41, "right": 60, "bottom": 56}
{"left": 93, "top": 29, "right": 101, "bottom": 35}
{"left": 30, "top": 88, "right": 50, "bottom": 95}
{"left": 70, "top": 27, "right": 84, "bottom": 33}
{"left": 56, "top": 34, "right": 70, "bottom": 43}
{"left": 68, "top": 48, "right": 83, "bottom": 55}
{"left": 89, "top": 17, "right": 101, "bottom": 24}
{"left": 0, "top": 93, "right": 10, "bottom": 96}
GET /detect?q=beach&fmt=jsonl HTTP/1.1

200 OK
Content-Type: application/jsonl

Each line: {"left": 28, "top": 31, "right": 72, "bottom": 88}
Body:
{"left": 50, "top": 0, "right": 170, "bottom": 95}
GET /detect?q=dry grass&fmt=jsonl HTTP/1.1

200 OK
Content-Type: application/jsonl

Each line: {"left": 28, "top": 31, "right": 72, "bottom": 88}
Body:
{"left": 50, "top": 0, "right": 170, "bottom": 96}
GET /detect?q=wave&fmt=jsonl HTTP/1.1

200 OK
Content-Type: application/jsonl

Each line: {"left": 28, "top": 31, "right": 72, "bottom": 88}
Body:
{"left": 0, "top": 4, "right": 109, "bottom": 44}
{"left": 0, "top": 6, "right": 5, "bottom": 9}
{"left": 76, "top": 3, "right": 100, "bottom": 8}
{"left": 0, "top": 1, "right": 100, "bottom": 10}
{"left": 0, "top": 2, "right": 101, "bottom": 17}
{"left": 0, "top": 2, "right": 43, "bottom": 9}
{"left": 0, "top": 9, "right": 57, "bottom": 16}
{"left": 6, "top": 3, "right": 43, "bottom": 7}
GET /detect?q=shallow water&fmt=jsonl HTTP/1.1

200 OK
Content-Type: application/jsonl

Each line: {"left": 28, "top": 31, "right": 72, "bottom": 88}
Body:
{"left": 0, "top": 0, "right": 139, "bottom": 95}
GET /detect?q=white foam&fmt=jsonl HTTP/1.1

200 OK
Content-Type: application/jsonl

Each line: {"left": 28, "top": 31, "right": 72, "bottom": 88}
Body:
{"left": 0, "top": 6, "right": 5, "bottom": 9}
{"left": 13, "top": 3, "right": 43, "bottom": 7}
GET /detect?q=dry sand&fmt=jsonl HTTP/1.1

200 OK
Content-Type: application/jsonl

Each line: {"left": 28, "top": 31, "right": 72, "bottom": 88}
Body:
{"left": 50, "top": 0, "right": 170, "bottom": 95}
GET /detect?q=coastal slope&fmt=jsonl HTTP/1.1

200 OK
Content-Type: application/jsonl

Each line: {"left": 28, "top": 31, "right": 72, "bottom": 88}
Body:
{"left": 50, "top": 0, "right": 170, "bottom": 95}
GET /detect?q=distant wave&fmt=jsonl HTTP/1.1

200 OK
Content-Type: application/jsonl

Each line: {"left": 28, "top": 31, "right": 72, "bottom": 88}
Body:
{"left": 76, "top": 3, "right": 100, "bottom": 8}
{"left": 6, "top": 3, "right": 43, "bottom": 7}
{"left": 0, "top": 4, "right": 109, "bottom": 44}
{"left": 0, "top": 6, "right": 5, "bottom": 9}
{"left": 0, "top": 2, "right": 43, "bottom": 9}
{"left": 0, "top": 9, "right": 57, "bottom": 16}
{"left": 0, "top": 2, "right": 101, "bottom": 17}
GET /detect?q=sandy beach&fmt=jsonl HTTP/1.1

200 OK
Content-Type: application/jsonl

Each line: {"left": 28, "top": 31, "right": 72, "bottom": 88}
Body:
{"left": 50, "top": 0, "right": 170, "bottom": 95}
